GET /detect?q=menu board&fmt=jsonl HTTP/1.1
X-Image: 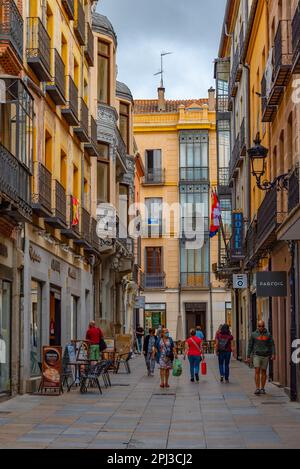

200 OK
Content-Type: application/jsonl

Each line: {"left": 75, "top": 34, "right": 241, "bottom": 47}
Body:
{"left": 75, "top": 340, "right": 89, "bottom": 361}
{"left": 41, "top": 346, "right": 62, "bottom": 395}
{"left": 115, "top": 334, "right": 132, "bottom": 355}
{"left": 105, "top": 338, "right": 115, "bottom": 352}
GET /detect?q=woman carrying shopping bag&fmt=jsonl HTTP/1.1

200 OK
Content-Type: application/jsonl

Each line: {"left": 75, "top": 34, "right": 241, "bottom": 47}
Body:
{"left": 185, "top": 329, "right": 203, "bottom": 382}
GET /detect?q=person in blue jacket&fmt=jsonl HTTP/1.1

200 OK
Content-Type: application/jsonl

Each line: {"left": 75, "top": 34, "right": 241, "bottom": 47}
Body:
{"left": 143, "top": 328, "right": 159, "bottom": 376}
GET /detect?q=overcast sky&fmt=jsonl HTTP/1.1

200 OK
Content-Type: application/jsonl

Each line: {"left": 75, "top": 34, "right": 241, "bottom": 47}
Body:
{"left": 97, "top": 0, "right": 227, "bottom": 100}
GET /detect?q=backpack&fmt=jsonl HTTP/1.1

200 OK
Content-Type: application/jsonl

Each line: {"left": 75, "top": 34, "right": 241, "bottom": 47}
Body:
{"left": 217, "top": 336, "right": 229, "bottom": 352}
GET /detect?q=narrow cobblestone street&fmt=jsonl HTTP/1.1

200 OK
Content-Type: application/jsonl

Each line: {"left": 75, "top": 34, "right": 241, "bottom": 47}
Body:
{"left": 0, "top": 355, "right": 300, "bottom": 449}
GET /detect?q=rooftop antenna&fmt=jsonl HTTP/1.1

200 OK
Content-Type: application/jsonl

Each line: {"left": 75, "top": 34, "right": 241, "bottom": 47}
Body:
{"left": 154, "top": 51, "right": 173, "bottom": 88}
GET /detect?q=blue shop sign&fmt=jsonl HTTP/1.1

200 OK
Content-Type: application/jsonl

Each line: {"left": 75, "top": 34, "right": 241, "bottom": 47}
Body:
{"left": 231, "top": 211, "right": 244, "bottom": 259}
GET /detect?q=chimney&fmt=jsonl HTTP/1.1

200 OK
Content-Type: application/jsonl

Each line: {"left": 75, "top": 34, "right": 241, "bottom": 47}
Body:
{"left": 158, "top": 87, "right": 166, "bottom": 112}
{"left": 208, "top": 86, "right": 216, "bottom": 111}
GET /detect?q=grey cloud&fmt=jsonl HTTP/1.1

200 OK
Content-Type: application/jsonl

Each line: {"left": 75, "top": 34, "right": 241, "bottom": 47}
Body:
{"left": 97, "top": 0, "right": 226, "bottom": 99}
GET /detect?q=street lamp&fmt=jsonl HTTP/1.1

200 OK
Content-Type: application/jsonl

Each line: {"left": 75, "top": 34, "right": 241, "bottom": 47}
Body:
{"left": 247, "top": 133, "right": 289, "bottom": 191}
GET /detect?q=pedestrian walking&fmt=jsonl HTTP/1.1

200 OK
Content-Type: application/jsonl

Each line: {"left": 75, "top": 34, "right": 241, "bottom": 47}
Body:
{"left": 215, "top": 324, "right": 234, "bottom": 383}
{"left": 85, "top": 321, "right": 104, "bottom": 365}
{"left": 247, "top": 320, "right": 276, "bottom": 395}
{"left": 185, "top": 329, "right": 203, "bottom": 382}
{"left": 158, "top": 328, "right": 176, "bottom": 388}
{"left": 196, "top": 326, "right": 205, "bottom": 340}
{"left": 135, "top": 324, "right": 144, "bottom": 354}
{"left": 143, "top": 328, "right": 158, "bottom": 376}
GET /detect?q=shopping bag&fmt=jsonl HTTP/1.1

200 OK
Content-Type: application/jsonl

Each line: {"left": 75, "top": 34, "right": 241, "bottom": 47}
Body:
{"left": 201, "top": 358, "right": 207, "bottom": 375}
{"left": 172, "top": 358, "right": 183, "bottom": 377}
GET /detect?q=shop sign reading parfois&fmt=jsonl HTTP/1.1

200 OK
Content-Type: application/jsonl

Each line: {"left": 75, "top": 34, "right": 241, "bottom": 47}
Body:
{"left": 256, "top": 272, "right": 287, "bottom": 298}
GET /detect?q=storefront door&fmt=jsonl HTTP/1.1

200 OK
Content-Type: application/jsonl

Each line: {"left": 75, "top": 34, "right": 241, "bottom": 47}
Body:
{"left": 144, "top": 311, "right": 166, "bottom": 334}
{"left": 50, "top": 287, "right": 61, "bottom": 346}
{"left": 0, "top": 281, "right": 11, "bottom": 394}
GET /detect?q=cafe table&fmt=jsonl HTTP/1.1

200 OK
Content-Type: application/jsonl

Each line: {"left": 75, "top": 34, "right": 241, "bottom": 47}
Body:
{"left": 66, "top": 360, "right": 93, "bottom": 392}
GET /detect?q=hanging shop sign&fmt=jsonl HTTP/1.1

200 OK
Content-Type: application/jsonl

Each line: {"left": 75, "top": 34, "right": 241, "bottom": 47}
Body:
{"left": 41, "top": 346, "right": 62, "bottom": 395}
{"left": 135, "top": 296, "right": 146, "bottom": 309}
{"left": 256, "top": 272, "right": 287, "bottom": 298}
{"left": 231, "top": 211, "right": 245, "bottom": 260}
{"left": 233, "top": 274, "right": 248, "bottom": 290}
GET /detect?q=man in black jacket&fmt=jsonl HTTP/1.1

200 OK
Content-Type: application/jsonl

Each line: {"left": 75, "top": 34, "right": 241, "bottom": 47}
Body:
{"left": 143, "top": 329, "right": 158, "bottom": 376}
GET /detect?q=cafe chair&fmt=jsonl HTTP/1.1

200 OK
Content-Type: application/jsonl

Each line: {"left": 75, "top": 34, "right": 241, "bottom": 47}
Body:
{"left": 115, "top": 352, "right": 133, "bottom": 374}
{"left": 79, "top": 363, "right": 104, "bottom": 395}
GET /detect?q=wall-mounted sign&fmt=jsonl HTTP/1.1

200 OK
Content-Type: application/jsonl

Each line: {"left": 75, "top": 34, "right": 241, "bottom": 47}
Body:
{"left": 0, "top": 243, "right": 8, "bottom": 258}
{"left": 29, "top": 245, "right": 41, "bottom": 263}
{"left": 233, "top": 274, "right": 248, "bottom": 289}
{"left": 51, "top": 259, "right": 61, "bottom": 274}
{"left": 135, "top": 296, "right": 146, "bottom": 309}
{"left": 68, "top": 267, "right": 77, "bottom": 280}
{"left": 41, "top": 346, "right": 62, "bottom": 395}
{"left": 256, "top": 272, "right": 287, "bottom": 298}
{"left": 231, "top": 211, "right": 244, "bottom": 259}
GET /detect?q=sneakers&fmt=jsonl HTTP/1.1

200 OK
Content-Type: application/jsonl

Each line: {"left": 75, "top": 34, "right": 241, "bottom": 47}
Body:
{"left": 220, "top": 376, "right": 224, "bottom": 383}
{"left": 255, "top": 388, "right": 261, "bottom": 395}
{"left": 195, "top": 374, "right": 199, "bottom": 382}
{"left": 260, "top": 389, "right": 266, "bottom": 395}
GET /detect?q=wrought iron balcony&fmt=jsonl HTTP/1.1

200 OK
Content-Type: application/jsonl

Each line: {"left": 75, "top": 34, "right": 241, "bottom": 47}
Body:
{"left": 229, "top": 46, "right": 242, "bottom": 97}
{"left": 229, "top": 133, "right": 241, "bottom": 180}
{"left": 116, "top": 126, "right": 127, "bottom": 170}
{"left": 74, "top": 207, "right": 91, "bottom": 248}
{"left": 26, "top": 17, "right": 51, "bottom": 82}
{"left": 84, "top": 116, "right": 99, "bottom": 157}
{"left": 0, "top": 143, "right": 32, "bottom": 222}
{"left": 61, "top": 76, "right": 79, "bottom": 126}
{"left": 274, "top": 20, "right": 292, "bottom": 85}
{"left": 46, "top": 49, "right": 66, "bottom": 105}
{"left": 84, "top": 22, "right": 94, "bottom": 66}
{"left": 74, "top": 0, "right": 85, "bottom": 46}
{"left": 90, "top": 217, "right": 101, "bottom": 252}
{"left": 60, "top": 195, "right": 81, "bottom": 239}
{"left": 32, "top": 161, "right": 52, "bottom": 217}
{"left": 288, "top": 167, "right": 300, "bottom": 213}
{"left": 292, "top": 1, "right": 300, "bottom": 73}
{"left": 244, "top": 219, "right": 257, "bottom": 265}
{"left": 180, "top": 272, "right": 210, "bottom": 289}
{"left": 74, "top": 98, "right": 89, "bottom": 142}
{"left": 256, "top": 185, "right": 284, "bottom": 253}
{"left": 239, "top": 24, "right": 244, "bottom": 61}
{"left": 0, "top": 0, "right": 23, "bottom": 63}
{"left": 180, "top": 167, "right": 209, "bottom": 182}
{"left": 240, "top": 118, "right": 246, "bottom": 156}
{"left": 142, "top": 272, "right": 166, "bottom": 289}
{"left": 62, "top": 0, "right": 75, "bottom": 20}
{"left": 261, "top": 74, "right": 277, "bottom": 123}
{"left": 45, "top": 180, "right": 67, "bottom": 228}
{"left": 143, "top": 169, "right": 166, "bottom": 185}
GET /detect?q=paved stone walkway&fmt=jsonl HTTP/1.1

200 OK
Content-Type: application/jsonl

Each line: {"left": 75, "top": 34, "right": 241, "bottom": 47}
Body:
{"left": 0, "top": 355, "right": 300, "bottom": 449}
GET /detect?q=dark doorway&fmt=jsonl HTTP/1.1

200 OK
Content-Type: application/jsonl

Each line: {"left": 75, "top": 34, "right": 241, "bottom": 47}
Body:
{"left": 50, "top": 287, "right": 61, "bottom": 346}
{"left": 185, "top": 303, "right": 207, "bottom": 338}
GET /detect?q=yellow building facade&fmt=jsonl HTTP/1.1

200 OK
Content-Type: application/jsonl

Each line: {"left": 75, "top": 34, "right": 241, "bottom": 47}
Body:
{"left": 134, "top": 88, "right": 231, "bottom": 340}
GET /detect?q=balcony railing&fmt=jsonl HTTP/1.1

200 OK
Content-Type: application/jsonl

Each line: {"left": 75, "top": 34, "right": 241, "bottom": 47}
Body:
{"left": 180, "top": 272, "right": 210, "bottom": 289}
{"left": 84, "top": 22, "right": 94, "bottom": 66}
{"left": 142, "top": 272, "right": 166, "bottom": 289}
{"left": 74, "top": 98, "right": 89, "bottom": 142}
{"left": 26, "top": 17, "right": 51, "bottom": 82}
{"left": 218, "top": 167, "right": 230, "bottom": 187}
{"left": 61, "top": 76, "right": 79, "bottom": 126}
{"left": 244, "top": 219, "right": 257, "bottom": 265}
{"left": 229, "top": 133, "right": 241, "bottom": 180}
{"left": 288, "top": 167, "right": 300, "bottom": 213}
{"left": 261, "top": 74, "right": 277, "bottom": 123}
{"left": 256, "top": 185, "right": 283, "bottom": 251}
{"left": 0, "top": 0, "right": 23, "bottom": 63}
{"left": 274, "top": 20, "right": 292, "bottom": 85}
{"left": 239, "top": 24, "right": 244, "bottom": 61}
{"left": 62, "top": 0, "right": 75, "bottom": 20}
{"left": 180, "top": 167, "right": 209, "bottom": 182}
{"left": 90, "top": 217, "right": 101, "bottom": 252}
{"left": 60, "top": 195, "right": 80, "bottom": 239}
{"left": 84, "top": 115, "right": 99, "bottom": 157}
{"left": 46, "top": 49, "right": 66, "bottom": 105}
{"left": 32, "top": 161, "right": 52, "bottom": 216}
{"left": 240, "top": 118, "right": 246, "bottom": 156}
{"left": 143, "top": 169, "right": 165, "bottom": 185}
{"left": 229, "top": 46, "right": 242, "bottom": 97}
{"left": 45, "top": 180, "right": 66, "bottom": 228}
{"left": 116, "top": 126, "right": 127, "bottom": 169}
{"left": 81, "top": 207, "right": 91, "bottom": 243}
{"left": 74, "top": 0, "right": 85, "bottom": 46}
{"left": 292, "top": 1, "right": 300, "bottom": 73}
{"left": 0, "top": 143, "right": 32, "bottom": 222}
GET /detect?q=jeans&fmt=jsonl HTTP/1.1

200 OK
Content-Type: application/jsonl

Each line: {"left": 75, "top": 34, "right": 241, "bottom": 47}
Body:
{"left": 137, "top": 336, "right": 142, "bottom": 353}
{"left": 218, "top": 351, "right": 232, "bottom": 380}
{"left": 145, "top": 353, "right": 156, "bottom": 374}
{"left": 188, "top": 355, "right": 201, "bottom": 379}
